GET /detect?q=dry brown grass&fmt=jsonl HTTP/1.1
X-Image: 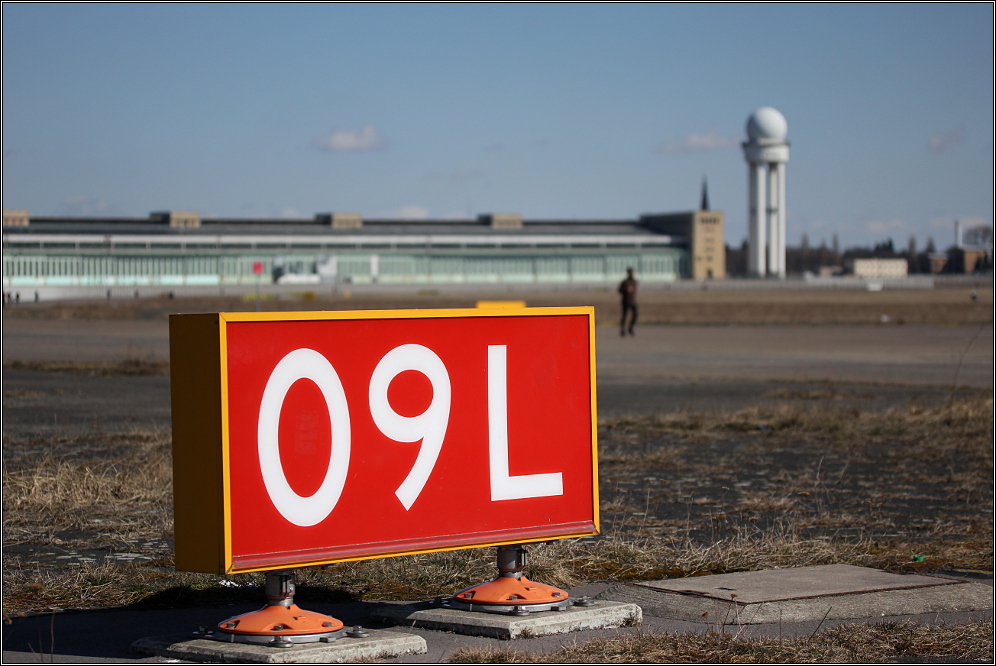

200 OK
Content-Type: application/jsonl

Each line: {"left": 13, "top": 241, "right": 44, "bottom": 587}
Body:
{"left": 528, "top": 524, "right": 992, "bottom": 587}
{"left": 2, "top": 526, "right": 986, "bottom": 619}
{"left": 2, "top": 431, "right": 173, "bottom": 548}
{"left": 448, "top": 620, "right": 995, "bottom": 663}
{"left": 2, "top": 397, "right": 992, "bottom": 618}
{"left": 597, "top": 395, "right": 993, "bottom": 549}
{"left": 1, "top": 551, "right": 498, "bottom": 616}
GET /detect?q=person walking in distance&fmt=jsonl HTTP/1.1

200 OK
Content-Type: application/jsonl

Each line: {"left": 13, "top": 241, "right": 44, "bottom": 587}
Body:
{"left": 618, "top": 267, "right": 638, "bottom": 336}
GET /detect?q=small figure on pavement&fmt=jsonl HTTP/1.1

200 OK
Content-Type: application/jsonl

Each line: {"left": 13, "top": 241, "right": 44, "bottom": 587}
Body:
{"left": 618, "top": 267, "right": 638, "bottom": 336}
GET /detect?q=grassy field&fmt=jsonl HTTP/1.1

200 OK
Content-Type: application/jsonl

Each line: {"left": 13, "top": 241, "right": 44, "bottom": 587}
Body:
{"left": 3, "top": 283, "right": 992, "bottom": 326}
{"left": 2, "top": 287, "right": 991, "bottom": 662}
{"left": 4, "top": 396, "right": 991, "bottom": 615}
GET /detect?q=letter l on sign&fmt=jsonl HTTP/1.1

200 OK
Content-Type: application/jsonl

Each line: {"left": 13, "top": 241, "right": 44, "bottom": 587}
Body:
{"left": 488, "top": 344, "right": 564, "bottom": 500}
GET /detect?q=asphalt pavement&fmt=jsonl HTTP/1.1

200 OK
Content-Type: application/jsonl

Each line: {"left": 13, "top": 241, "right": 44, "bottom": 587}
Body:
{"left": 4, "top": 318, "right": 992, "bottom": 389}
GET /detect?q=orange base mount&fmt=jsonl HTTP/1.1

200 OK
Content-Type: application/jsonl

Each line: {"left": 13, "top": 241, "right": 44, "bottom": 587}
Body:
{"left": 442, "top": 544, "right": 588, "bottom": 615}
{"left": 193, "top": 570, "right": 347, "bottom": 647}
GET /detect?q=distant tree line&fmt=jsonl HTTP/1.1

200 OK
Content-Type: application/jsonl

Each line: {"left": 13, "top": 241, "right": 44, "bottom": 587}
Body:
{"left": 725, "top": 227, "right": 993, "bottom": 277}
{"left": 725, "top": 235, "right": 845, "bottom": 276}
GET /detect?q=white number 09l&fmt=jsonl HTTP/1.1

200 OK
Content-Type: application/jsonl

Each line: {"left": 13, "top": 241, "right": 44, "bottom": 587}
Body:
{"left": 255, "top": 344, "right": 564, "bottom": 527}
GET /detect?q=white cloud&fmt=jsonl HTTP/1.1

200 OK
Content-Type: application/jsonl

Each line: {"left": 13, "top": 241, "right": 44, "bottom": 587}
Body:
{"left": 865, "top": 218, "right": 908, "bottom": 236}
{"left": 391, "top": 205, "right": 431, "bottom": 219}
{"left": 653, "top": 127, "right": 739, "bottom": 154}
{"left": 60, "top": 195, "right": 110, "bottom": 215}
{"left": 927, "top": 125, "right": 965, "bottom": 153}
{"left": 279, "top": 208, "right": 302, "bottom": 218}
{"left": 312, "top": 125, "right": 387, "bottom": 152}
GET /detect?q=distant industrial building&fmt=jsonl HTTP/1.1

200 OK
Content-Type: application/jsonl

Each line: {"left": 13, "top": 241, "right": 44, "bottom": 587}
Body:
{"left": 3, "top": 207, "right": 724, "bottom": 291}
{"left": 848, "top": 258, "right": 909, "bottom": 279}
{"left": 921, "top": 220, "right": 991, "bottom": 275}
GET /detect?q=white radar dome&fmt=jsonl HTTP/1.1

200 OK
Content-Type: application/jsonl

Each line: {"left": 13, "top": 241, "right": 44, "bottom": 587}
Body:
{"left": 746, "top": 107, "right": 788, "bottom": 141}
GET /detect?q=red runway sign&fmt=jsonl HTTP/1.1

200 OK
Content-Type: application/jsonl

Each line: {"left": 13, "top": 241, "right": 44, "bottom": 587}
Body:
{"left": 169, "top": 307, "right": 598, "bottom": 573}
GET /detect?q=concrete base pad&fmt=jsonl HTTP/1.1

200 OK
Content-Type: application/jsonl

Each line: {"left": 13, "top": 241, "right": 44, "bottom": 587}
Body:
{"left": 372, "top": 600, "right": 642, "bottom": 639}
{"left": 597, "top": 565, "right": 994, "bottom": 625}
{"left": 131, "top": 629, "right": 426, "bottom": 663}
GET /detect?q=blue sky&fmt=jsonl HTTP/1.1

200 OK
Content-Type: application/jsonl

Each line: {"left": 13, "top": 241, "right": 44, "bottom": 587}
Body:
{"left": 3, "top": 3, "right": 992, "bottom": 248}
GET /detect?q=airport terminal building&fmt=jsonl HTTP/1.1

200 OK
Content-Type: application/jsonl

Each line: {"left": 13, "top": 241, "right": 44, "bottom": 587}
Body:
{"left": 2, "top": 209, "right": 724, "bottom": 293}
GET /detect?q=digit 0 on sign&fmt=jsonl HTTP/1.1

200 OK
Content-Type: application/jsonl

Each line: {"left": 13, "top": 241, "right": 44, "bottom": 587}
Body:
{"left": 257, "top": 348, "right": 350, "bottom": 527}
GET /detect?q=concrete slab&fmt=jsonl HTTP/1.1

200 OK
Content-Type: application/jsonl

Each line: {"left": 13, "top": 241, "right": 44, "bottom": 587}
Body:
{"left": 636, "top": 564, "right": 959, "bottom": 603}
{"left": 597, "top": 565, "right": 994, "bottom": 625}
{"left": 131, "top": 629, "right": 426, "bottom": 663}
{"left": 372, "top": 600, "right": 641, "bottom": 639}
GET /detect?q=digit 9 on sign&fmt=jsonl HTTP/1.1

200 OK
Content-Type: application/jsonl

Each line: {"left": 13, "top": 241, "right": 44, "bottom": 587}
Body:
{"left": 368, "top": 344, "right": 451, "bottom": 511}
{"left": 256, "top": 344, "right": 563, "bottom": 527}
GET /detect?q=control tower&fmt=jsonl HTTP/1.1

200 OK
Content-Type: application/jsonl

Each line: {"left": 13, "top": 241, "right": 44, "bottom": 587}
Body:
{"left": 743, "top": 107, "right": 790, "bottom": 278}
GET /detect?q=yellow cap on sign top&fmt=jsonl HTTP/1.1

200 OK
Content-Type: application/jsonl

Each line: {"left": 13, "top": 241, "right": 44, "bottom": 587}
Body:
{"left": 475, "top": 300, "right": 526, "bottom": 308}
